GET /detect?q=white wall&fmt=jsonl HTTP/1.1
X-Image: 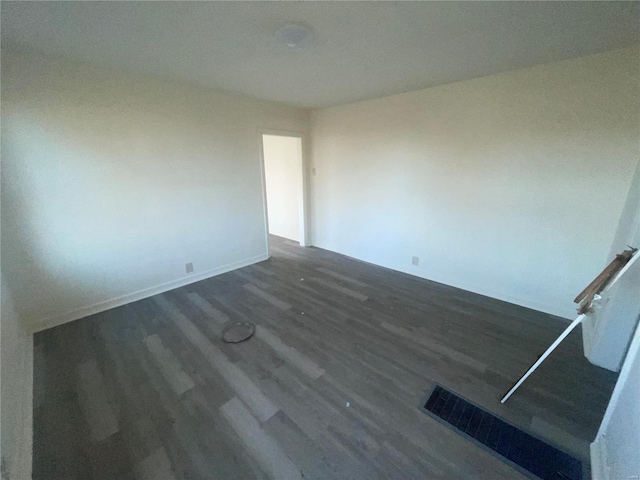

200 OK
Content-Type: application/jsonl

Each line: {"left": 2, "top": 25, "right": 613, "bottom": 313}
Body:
{"left": 0, "top": 277, "right": 34, "bottom": 480}
{"left": 310, "top": 47, "right": 640, "bottom": 319}
{"left": 583, "top": 159, "right": 640, "bottom": 371}
{"left": 607, "top": 160, "right": 640, "bottom": 261}
{"left": 263, "top": 134, "right": 303, "bottom": 242}
{"left": 1, "top": 51, "right": 308, "bottom": 331}
{"left": 591, "top": 319, "right": 640, "bottom": 480}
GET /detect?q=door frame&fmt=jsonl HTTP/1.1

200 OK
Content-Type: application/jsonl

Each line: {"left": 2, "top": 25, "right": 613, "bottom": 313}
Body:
{"left": 258, "top": 128, "right": 310, "bottom": 251}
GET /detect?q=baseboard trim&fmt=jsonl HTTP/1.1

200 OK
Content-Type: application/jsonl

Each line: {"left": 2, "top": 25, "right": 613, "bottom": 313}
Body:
{"left": 590, "top": 440, "right": 608, "bottom": 480}
{"left": 29, "top": 253, "right": 269, "bottom": 333}
{"left": 310, "top": 242, "right": 574, "bottom": 321}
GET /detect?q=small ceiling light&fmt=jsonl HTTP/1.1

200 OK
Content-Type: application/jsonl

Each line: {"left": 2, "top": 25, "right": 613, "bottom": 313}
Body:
{"left": 275, "top": 24, "right": 313, "bottom": 48}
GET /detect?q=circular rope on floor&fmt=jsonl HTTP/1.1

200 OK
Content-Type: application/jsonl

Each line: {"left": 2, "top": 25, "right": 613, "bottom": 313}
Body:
{"left": 222, "top": 322, "right": 255, "bottom": 343}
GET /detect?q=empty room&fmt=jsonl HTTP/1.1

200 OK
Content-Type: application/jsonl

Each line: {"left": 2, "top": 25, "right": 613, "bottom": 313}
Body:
{"left": 1, "top": 2, "right": 639, "bottom": 480}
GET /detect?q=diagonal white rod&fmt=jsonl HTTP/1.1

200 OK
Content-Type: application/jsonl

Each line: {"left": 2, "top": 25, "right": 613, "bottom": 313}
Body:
{"left": 501, "top": 250, "right": 638, "bottom": 404}
{"left": 501, "top": 314, "right": 587, "bottom": 403}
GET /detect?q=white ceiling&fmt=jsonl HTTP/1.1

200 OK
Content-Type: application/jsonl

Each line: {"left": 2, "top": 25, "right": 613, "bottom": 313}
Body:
{"left": 2, "top": 1, "right": 639, "bottom": 108}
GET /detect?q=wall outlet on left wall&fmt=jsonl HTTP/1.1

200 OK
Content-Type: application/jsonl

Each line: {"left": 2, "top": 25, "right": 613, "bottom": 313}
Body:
{"left": 186, "top": 263, "right": 194, "bottom": 274}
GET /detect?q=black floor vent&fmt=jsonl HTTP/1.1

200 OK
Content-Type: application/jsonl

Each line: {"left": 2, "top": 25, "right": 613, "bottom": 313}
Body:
{"left": 420, "top": 385, "right": 583, "bottom": 480}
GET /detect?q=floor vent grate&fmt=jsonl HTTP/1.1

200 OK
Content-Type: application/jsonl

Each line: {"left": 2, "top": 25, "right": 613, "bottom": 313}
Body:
{"left": 420, "top": 385, "right": 582, "bottom": 480}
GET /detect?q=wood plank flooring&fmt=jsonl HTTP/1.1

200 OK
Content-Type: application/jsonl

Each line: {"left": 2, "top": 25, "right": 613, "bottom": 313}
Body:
{"left": 33, "top": 235, "right": 617, "bottom": 479}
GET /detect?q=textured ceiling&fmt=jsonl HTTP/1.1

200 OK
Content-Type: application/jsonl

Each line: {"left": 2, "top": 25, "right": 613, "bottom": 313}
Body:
{"left": 2, "top": 1, "right": 639, "bottom": 108}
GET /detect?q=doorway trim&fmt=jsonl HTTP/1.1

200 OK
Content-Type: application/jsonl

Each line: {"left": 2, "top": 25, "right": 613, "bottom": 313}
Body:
{"left": 258, "top": 128, "right": 310, "bottom": 252}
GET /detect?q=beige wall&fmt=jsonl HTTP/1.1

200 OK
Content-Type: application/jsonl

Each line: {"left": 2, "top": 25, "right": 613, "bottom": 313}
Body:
{"left": 4, "top": 48, "right": 636, "bottom": 327}
{"left": 1, "top": 51, "right": 308, "bottom": 330}
{"left": 310, "top": 47, "right": 640, "bottom": 319}
{"left": 263, "top": 134, "right": 303, "bottom": 242}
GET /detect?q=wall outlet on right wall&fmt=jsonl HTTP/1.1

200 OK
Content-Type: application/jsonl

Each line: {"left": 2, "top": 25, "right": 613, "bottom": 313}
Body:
{"left": 185, "top": 262, "right": 194, "bottom": 274}
{"left": 412, "top": 256, "right": 419, "bottom": 266}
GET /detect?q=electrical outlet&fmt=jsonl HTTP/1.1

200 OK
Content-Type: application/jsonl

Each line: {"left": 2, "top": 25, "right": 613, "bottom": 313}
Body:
{"left": 186, "top": 262, "right": 194, "bottom": 274}
{"left": 412, "top": 256, "right": 419, "bottom": 266}
{"left": 312, "top": 167, "right": 317, "bottom": 176}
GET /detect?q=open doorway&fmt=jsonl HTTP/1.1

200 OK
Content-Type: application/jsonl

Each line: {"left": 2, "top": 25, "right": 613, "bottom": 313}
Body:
{"left": 260, "top": 132, "right": 307, "bottom": 253}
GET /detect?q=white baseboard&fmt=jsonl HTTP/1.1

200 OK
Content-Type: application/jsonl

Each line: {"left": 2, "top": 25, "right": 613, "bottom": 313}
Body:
{"left": 395, "top": 263, "right": 574, "bottom": 320}
{"left": 311, "top": 242, "right": 574, "bottom": 321}
{"left": 29, "top": 253, "right": 269, "bottom": 333}
{"left": 590, "top": 440, "right": 608, "bottom": 480}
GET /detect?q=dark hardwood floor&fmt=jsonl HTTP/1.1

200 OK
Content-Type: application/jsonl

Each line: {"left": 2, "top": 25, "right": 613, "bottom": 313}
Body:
{"left": 33, "top": 235, "right": 617, "bottom": 479}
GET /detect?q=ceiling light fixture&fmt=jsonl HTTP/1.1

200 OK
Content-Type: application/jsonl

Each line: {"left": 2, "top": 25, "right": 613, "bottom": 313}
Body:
{"left": 275, "top": 24, "right": 313, "bottom": 48}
